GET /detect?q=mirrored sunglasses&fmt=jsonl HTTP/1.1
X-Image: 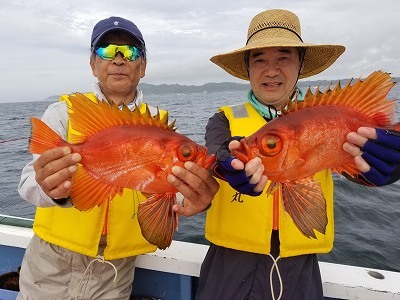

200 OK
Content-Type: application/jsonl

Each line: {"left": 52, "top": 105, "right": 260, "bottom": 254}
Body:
{"left": 95, "top": 44, "right": 143, "bottom": 61}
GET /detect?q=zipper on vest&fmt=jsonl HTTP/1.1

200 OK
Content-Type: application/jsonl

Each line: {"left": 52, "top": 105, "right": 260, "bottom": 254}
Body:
{"left": 273, "top": 189, "right": 279, "bottom": 230}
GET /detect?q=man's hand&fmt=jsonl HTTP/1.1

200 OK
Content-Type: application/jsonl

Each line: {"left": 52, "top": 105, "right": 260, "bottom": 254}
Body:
{"left": 215, "top": 138, "right": 268, "bottom": 196}
{"left": 168, "top": 161, "right": 219, "bottom": 217}
{"left": 343, "top": 127, "right": 400, "bottom": 186}
{"left": 33, "top": 147, "right": 81, "bottom": 199}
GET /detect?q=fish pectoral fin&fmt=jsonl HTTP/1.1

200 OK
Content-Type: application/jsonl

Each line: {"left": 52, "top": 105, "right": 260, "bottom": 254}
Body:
{"left": 137, "top": 193, "right": 178, "bottom": 250}
{"left": 71, "top": 165, "right": 122, "bottom": 211}
{"left": 281, "top": 178, "right": 327, "bottom": 239}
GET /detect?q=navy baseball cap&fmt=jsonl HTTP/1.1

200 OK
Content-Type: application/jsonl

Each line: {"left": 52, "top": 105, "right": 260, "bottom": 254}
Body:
{"left": 91, "top": 16, "right": 145, "bottom": 49}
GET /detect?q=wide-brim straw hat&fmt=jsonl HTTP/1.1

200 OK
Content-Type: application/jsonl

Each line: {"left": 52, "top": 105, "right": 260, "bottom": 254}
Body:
{"left": 210, "top": 9, "right": 345, "bottom": 80}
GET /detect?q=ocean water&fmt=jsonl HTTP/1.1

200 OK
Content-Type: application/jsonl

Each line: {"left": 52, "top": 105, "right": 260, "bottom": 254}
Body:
{"left": 1, "top": 87, "right": 399, "bottom": 273}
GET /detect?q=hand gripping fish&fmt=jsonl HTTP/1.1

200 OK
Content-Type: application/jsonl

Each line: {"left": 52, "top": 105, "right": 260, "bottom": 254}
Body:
{"left": 28, "top": 94, "right": 215, "bottom": 250}
{"left": 232, "top": 71, "right": 400, "bottom": 239}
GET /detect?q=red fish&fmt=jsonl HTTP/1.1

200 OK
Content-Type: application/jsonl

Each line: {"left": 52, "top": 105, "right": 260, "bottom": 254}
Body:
{"left": 232, "top": 71, "right": 400, "bottom": 238}
{"left": 29, "top": 94, "right": 215, "bottom": 249}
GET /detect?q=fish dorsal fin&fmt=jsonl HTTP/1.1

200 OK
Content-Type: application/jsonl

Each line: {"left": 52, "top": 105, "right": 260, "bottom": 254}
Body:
{"left": 284, "top": 71, "right": 396, "bottom": 126}
{"left": 67, "top": 93, "right": 176, "bottom": 143}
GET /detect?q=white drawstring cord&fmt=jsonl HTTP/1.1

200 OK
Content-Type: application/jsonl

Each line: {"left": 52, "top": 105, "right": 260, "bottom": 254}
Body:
{"left": 74, "top": 255, "right": 118, "bottom": 300}
{"left": 268, "top": 254, "right": 283, "bottom": 300}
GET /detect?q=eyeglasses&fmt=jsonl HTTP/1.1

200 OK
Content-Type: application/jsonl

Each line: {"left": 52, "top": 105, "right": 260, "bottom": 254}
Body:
{"left": 95, "top": 44, "right": 143, "bottom": 61}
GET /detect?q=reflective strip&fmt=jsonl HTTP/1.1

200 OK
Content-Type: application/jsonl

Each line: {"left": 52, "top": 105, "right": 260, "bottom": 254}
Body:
{"left": 231, "top": 104, "right": 248, "bottom": 119}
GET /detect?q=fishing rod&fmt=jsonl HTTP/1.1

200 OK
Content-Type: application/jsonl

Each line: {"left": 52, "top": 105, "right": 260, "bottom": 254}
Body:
{"left": 0, "top": 137, "right": 28, "bottom": 144}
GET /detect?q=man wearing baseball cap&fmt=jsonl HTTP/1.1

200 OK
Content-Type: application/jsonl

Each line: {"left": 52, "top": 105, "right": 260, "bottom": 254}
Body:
{"left": 17, "top": 16, "right": 218, "bottom": 299}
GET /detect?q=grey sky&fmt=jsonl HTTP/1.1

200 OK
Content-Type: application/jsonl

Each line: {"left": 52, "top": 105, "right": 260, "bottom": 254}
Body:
{"left": 1, "top": 0, "right": 399, "bottom": 103}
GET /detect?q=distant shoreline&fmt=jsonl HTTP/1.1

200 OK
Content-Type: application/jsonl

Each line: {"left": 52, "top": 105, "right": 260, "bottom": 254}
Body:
{"left": 32, "top": 76, "right": 399, "bottom": 102}
{"left": 139, "top": 76, "right": 400, "bottom": 95}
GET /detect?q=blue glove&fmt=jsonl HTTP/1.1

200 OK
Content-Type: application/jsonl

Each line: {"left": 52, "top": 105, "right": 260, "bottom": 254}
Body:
{"left": 361, "top": 128, "right": 400, "bottom": 186}
{"left": 214, "top": 136, "right": 262, "bottom": 196}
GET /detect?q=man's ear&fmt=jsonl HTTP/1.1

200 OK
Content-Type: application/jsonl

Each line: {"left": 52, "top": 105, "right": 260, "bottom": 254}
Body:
{"left": 90, "top": 55, "right": 98, "bottom": 78}
{"left": 140, "top": 59, "right": 147, "bottom": 78}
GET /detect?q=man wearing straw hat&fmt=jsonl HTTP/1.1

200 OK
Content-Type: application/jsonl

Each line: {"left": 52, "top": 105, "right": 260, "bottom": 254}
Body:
{"left": 196, "top": 9, "right": 400, "bottom": 300}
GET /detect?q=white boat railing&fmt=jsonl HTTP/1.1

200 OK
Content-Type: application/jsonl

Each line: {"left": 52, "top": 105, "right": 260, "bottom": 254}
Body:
{"left": 1, "top": 214, "right": 399, "bottom": 299}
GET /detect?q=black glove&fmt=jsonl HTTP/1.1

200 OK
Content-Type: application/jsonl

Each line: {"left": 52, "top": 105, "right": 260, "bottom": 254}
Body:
{"left": 361, "top": 128, "right": 400, "bottom": 186}
{"left": 214, "top": 136, "right": 262, "bottom": 196}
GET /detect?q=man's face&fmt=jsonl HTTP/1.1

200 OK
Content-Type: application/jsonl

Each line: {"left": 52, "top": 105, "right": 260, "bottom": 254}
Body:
{"left": 248, "top": 47, "right": 301, "bottom": 108}
{"left": 90, "top": 31, "right": 146, "bottom": 100}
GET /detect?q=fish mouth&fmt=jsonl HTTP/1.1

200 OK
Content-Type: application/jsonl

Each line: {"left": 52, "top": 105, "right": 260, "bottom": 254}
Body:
{"left": 230, "top": 139, "right": 256, "bottom": 164}
{"left": 195, "top": 147, "right": 216, "bottom": 170}
{"left": 204, "top": 154, "right": 216, "bottom": 169}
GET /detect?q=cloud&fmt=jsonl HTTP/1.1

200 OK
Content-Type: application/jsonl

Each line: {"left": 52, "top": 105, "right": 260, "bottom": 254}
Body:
{"left": 1, "top": 0, "right": 399, "bottom": 102}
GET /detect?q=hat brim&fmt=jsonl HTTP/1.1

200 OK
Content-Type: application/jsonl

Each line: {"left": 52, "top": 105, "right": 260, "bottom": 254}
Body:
{"left": 210, "top": 36, "right": 345, "bottom": 80}
{"left": 92, "top": 28, "right": 145, "bottom": 48}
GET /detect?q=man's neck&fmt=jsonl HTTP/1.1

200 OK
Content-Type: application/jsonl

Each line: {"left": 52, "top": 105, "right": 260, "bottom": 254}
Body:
{"left": 104, "top": 90, "right": 137, "bottom": 106}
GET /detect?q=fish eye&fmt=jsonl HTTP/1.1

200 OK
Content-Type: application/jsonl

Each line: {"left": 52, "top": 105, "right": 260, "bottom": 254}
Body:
{"left": 260, "top": 134, "right": 282, "bottom": 156}
{"left": 178, "top": 144, "right": 196, "bottom": 161}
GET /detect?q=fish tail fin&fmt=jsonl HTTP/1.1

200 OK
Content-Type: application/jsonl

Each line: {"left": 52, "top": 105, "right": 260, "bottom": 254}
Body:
{"left": 29, "top": 117, "right": 68, "bottom": 154}
{"left": 138, "top": 193, "right": 178, "bottom": 250}
{"left": 281, "top": 178, "right": 328, "bottom": 239}
{"left": 71, "top": 165, "right": 122, "bottom": 211}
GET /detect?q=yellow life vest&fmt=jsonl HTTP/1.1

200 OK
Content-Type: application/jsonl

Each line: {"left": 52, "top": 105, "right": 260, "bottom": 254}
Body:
{"left": 205, "top": 102, "right": 334, "bottom": 258}
{"left": 33, "top": 93, "right": 163, "bottom": 259}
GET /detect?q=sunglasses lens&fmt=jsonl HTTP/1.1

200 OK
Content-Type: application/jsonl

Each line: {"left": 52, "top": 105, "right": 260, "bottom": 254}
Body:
{"left": 124, "top": 47, "right": 141, "bottom": 61}
{"left": 96, "top": 46, "right": 115, "bottom": 60}
{"left": 95, "top": 45, "right": 142, "bottom": 61}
